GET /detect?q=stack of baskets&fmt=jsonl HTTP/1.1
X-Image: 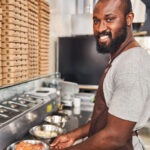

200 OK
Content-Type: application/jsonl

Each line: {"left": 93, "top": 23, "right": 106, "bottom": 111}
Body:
{"left": 39, "top": 0, "right": 50, "bottom": 76}
{"left": 0, "top": 3, "right": 2, "bottom": 86}
{"left": 28, "top": 0, "right": 39, "bottom": 79}
{"left": 0, "top": 0, "right": 50, "bottom": 87}
{"left": 1, "top": 0, "right": 29, "bottom": 85}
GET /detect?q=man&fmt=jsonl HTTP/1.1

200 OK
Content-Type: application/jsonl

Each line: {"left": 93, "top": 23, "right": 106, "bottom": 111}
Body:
{"left": 51, "top": 0, "right": 150, "bottom": 149}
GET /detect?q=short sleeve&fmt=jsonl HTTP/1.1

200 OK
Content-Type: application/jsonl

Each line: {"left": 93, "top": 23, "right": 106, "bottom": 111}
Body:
{"left": 108, "top": 73, "right": 148, "bottom": 122}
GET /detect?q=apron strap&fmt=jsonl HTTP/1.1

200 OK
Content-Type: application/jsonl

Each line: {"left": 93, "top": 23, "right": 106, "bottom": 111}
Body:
{"left": 132, "top": 130, "right": 138, "bottom": 136}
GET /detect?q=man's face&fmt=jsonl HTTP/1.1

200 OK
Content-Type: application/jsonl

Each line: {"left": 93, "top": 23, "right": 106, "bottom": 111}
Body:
{"left": 93, "top": 0, "right": 127, "bottom": 54}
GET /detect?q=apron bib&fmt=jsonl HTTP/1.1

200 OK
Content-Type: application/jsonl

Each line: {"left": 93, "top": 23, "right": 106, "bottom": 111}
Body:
{"left": 89, "top": 37, "right": 135, "bottom": 150}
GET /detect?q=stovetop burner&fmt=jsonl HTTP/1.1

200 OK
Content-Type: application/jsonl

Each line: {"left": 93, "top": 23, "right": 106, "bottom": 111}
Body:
{"left": 14, "top": 96, "right": 42, "bottom": 104}
{"left": 12, "top": 97, "right": 32, "bottom": 105}
{"left": 2, "top": 101, "right": 28, "bottom": 108}
{"left": 19, "top": 100, "right": 27, "bottom": 104}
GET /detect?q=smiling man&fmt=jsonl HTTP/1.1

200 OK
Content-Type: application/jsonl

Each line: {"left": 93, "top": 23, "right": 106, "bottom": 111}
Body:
{"left": 94, "top": 1, "right": 128, "bottom": 54}
{"left": 51, "top": 0, "right": 150, "bottom": 149}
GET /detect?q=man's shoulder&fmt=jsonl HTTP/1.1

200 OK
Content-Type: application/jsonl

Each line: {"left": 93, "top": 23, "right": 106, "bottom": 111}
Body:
{"left": 116, "top": 47, "right": 150, "bottom": 64}
{"left": 111, "top": 47, "right": 150, "bottom": 75}
{"left": 124, "top": 46, "right": 148, "bottom": 57}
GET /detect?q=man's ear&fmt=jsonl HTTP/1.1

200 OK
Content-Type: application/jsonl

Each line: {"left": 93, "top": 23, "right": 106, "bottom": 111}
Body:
{"left": 126, "top": 12, "right": 134, "bottom": 26}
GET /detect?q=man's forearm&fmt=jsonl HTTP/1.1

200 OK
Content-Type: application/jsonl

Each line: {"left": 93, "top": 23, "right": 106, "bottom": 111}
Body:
{"left": 69, "top": 121, "right": 91, "bottom": 141}
{"left": 65, "top": 128, "right": 128, "bottom": 150}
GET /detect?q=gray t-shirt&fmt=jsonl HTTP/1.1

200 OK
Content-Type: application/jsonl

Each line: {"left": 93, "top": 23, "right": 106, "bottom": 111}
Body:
{"left": 103, "top": 47, "right": 150, "bottom": 149}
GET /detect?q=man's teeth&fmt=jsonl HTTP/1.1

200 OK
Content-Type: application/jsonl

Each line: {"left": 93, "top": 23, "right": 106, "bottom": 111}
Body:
{"left": 100, "top": 36, "right": 108, "bottom": 39}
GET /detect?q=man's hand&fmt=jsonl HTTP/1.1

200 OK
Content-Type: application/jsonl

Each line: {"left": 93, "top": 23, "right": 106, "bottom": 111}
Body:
{"left": 50, "top": 121, "right": 91, "bottom": 149}
{"left": 50, "top": 133, "right": 75, "bottom": 149}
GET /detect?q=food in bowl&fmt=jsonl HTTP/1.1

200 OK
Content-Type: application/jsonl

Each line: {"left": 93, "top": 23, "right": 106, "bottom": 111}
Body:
{"left": 29, "top": 124, "right": 63, "bottom": 140}
{"left": 15, "top": 141, "right": 43, "bottom": 150}
{"left": 6, "top": 140, "right": 49, "bottom": 150}
{"left": 34, "top": 130, "right": 58, "bottom": 138}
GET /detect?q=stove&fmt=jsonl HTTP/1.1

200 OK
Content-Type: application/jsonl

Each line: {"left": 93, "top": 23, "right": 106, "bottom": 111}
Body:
{"left": 0, "top": 88, "right": 60, "bottom": 150}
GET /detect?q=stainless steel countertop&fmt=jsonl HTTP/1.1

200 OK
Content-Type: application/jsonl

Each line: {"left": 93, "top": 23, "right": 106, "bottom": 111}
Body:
{"left": 6, "top": 105, "right": 93, "bottom": 148}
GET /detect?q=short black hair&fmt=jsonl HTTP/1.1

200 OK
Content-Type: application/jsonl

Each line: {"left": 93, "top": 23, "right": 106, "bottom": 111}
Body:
{"left": 122, "top": 0, "right": 133, "bottom": 15}
{"left": 98, "top": 0, "right": 133, "bottom": 16}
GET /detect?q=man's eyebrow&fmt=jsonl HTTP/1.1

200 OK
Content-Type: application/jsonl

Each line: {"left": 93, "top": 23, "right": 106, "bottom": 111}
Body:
{"left": 93, "top": 14, "right": 115, "bottom": 19}
{"left": 105, "top": 13, "right": 115, "bottom": 17}
{"left": 93, "top": 16, "right": 98, "bottom": 19}
{"left": 105, "top": 14, "right": 114, "bottom": 17}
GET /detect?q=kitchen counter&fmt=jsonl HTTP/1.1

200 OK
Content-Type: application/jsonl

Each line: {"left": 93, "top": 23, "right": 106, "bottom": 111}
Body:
{"left": 5, "top": 103, "right": 150, "bottom": 149}
{"left": 4, "top": 105, "right": 93, "bottom": 149}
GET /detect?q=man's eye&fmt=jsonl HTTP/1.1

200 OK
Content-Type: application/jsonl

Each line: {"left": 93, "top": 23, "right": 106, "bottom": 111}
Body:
{"left": 106, "top": 18, "right": 113, "bottom": 22}
{"left": 93, "top": 19, "right": 99, "bottom": 24}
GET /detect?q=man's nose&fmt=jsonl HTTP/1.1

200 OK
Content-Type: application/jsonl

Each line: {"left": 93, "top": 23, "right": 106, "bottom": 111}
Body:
{"left": 98, "top": 21, "right": 107, "bottom": 33}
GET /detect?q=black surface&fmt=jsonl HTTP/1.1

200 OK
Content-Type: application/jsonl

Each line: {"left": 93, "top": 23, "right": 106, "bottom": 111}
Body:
{"left": 58, "top": 35, "right": 109, "bottom": 85}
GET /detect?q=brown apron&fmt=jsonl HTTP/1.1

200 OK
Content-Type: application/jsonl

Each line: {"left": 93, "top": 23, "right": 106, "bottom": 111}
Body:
{"left": 88, "top": 37, "right": 136, "bottom": 150}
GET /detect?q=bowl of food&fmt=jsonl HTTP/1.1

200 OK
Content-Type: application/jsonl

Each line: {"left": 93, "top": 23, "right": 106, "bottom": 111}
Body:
{"left": 44, "top": 115, "right": 67, "bottom": 128}
{"left": 29, "top": 124, "right": 64, "bottom": 142}
{"left": 6, "top": 139, "right": 50, "bottom": 150}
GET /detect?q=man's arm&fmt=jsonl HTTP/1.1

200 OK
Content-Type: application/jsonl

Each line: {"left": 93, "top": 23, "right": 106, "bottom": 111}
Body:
{"left": 66, "top": 113, "right": 136, "bottom": 150}
{"left": 69, "top": 121, "right": 91, "bottom": 140}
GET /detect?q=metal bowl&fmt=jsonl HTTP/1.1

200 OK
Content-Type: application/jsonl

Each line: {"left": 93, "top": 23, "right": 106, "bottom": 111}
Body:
{"left": 6, "top": 139, "right": 50, "bottom": 150}
{"left": 29, "top": 124, "right": 64, "bottom": 141}
{"left": 53, "top": 111, "right": 69, "bottom": 118}
{"left": 44, "top": 115, "right": 67, "bottom": 128}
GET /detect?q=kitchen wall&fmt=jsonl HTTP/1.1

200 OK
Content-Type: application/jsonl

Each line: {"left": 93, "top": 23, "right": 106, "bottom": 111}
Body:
{"left": 49, "top": 0, "right": 95, "bottom": 74}
{"left": 49, "top": 0, "right": 75, "bottom": 73}
{"left": 131, "top": 0, "right": 145, "bottom": 23}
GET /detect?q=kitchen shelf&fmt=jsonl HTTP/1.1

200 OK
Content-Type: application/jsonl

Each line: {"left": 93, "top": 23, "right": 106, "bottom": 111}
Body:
{"left": 0, "top": 74, "right": 51, "bottom": 90}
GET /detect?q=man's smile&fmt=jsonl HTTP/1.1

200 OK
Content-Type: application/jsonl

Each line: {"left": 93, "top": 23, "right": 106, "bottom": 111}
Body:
{"left": 99, "top": 35, "right": 110, "bottom": 43}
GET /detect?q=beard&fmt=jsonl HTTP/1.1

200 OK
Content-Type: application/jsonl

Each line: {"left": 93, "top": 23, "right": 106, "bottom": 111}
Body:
{"left": 95, "top": 20, "right": 127, "bottom": 54}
